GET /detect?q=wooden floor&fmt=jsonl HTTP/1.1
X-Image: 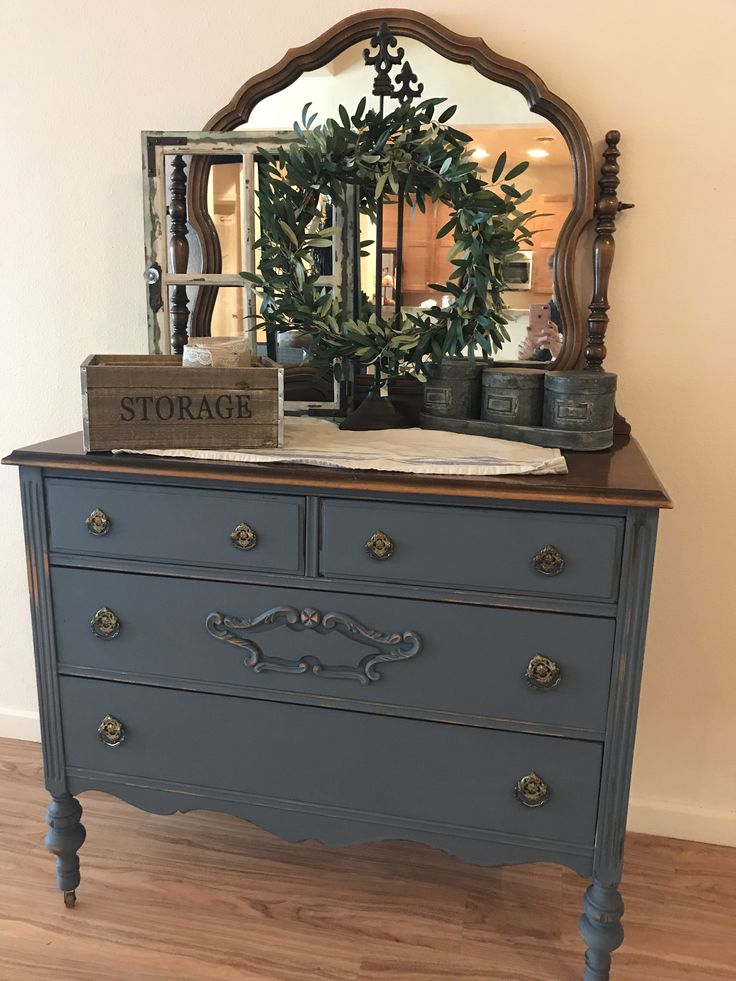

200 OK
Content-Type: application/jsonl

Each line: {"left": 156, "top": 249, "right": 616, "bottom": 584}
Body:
{"left": 0, "top": 738, "right": 733, "bottom": 980}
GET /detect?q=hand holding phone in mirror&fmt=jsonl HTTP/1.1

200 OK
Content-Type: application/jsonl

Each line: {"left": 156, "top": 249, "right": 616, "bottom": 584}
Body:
{"left": 518, "top": 303, "right": 563, "bottom": 359}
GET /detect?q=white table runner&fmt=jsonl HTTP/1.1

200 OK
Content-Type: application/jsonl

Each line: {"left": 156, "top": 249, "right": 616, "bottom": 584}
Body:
{"left": 115, "top": 417, "right": 567, "bottom": 476}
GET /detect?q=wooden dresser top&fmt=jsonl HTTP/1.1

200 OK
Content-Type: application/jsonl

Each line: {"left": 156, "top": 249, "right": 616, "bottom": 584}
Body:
{"left": 3, "top": 432, "right": 671, "bottom": 509}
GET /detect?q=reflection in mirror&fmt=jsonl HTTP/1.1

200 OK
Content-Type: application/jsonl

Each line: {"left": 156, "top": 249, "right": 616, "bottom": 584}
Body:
{"left": 155, "top": 143, "right": 345, "bottom": 409}
{"left": 170, "top": 284, "right": 246, "bottom": 338}
{"left": 239, "top": 37, "right": 573, "bottom": 364}
{"left": 164, "top": 154, "right": 245, "bottom": 276}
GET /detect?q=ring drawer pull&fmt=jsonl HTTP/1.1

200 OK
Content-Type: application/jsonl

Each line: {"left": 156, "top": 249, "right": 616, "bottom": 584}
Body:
{"left": 206, "top": 606, "right": 422, "bottom": 685}
{"left": 85, "top": 508, "right": 111, "bottom": 536}
{"left": 525, "top": 655, "right": 561, "bottom": 691}
{"left": 230, "top": 522, "right": 257, "bottom": 551}
{"left": 97, "top": 715, "right": 125, "bottom": 747}
{"left": 515, "top": 772, "right": 550, "bottom": 808}
{"left": 365, "top": 530, "right": 394, "bottom": 561}
{"left": 90, "top": 607, "right": 121, "bottom": 640}
{"left": 532, "top": 544, "right": 566, "bottom": 576}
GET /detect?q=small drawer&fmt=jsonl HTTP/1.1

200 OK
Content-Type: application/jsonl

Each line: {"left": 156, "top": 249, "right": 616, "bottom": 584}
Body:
{"left": 52, "top": 568, "right": 616, "bottom": 734}
{"left": 320, "top": 499, "right": 624, "bottom": 603}
{"left": 45, "top": 478, "right": 304, "bottom": 574}
{"left": 60, "top": 677, "right": 603, "bottom": 847}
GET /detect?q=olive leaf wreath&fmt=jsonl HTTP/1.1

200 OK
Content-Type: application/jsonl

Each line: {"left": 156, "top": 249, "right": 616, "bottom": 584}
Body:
{"left": 241, "top": 97, "right": 539, "bottom": 377}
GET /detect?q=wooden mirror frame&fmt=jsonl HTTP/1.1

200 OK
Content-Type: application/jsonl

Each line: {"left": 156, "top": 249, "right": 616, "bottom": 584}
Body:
{"left": 189, "top": 8, "right": 596, "bottom": 371}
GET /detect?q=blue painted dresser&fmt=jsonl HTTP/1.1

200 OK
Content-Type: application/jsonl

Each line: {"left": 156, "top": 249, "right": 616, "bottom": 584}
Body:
{"left": 5, "top": 432, "right": 670, "bottom": 980}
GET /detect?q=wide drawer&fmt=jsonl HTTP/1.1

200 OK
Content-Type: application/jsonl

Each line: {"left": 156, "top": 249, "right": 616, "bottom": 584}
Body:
{"left": 45, "top": 478, "right": 304, "bottom": 574}
{"left": 320, "top": 499, "right": 624, "bottom": 603}
{"left": 52, "top": 567, "right": 616, "bottom": 735}
{"left": 60, "top": 677, "right": 602, "bottom": 847}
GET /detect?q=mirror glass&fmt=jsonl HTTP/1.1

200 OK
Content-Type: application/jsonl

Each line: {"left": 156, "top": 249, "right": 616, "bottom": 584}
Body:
{"left": 239, "top": 37, "right": 574, "bottom": 365}
{"left": 150, "top": 32, "right": 577, "bottom": 402}
{"left": 163, "top": 154, "right": 245, "bottom": 277}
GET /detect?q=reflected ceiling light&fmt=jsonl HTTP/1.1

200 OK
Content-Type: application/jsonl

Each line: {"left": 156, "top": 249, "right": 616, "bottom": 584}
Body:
{"left": 471, "top": 147, "right": 490, "bottom": 159}
{"left": 526, "top": 148, "right": 550, "bottom": 158}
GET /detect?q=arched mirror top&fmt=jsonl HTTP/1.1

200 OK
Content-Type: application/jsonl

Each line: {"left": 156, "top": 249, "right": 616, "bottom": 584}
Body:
{"left": 199, "top": 9, "right": 595, "bottom": 371}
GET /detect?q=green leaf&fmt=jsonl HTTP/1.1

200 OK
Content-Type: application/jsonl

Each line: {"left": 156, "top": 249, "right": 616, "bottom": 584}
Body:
{"left": 436, "top": 217, "right": 456, "bottom": 239}
{"left": 352, "top": 96, "right": 367, "bottom": 125}
{"left": 239, "top": 271, "right": 263, "bottom": 284}
{"left": 438, "top": 105, "right": 458, "bottom": 123}
{"left": 504, "top": 160, "right": 530, "bottom": 181}
{"left": 278, "top": 221, "right": 299, "bottom": 247}
{"left": 491, "top": 151, "right": 507, "bottom": 183}
{"left": 500, "top": 184, "right": 521, "bottom": 198}
{"left": 338, "top": 104, "right": 351, "bottom": 130}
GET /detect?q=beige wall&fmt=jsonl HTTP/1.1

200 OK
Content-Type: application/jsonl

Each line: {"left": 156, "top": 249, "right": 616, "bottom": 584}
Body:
{"left": 1, "top": 0, "right": 734, "bottom": 845}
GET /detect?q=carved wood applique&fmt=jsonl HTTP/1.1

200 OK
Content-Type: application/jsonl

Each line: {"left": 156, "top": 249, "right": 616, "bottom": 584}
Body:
{"left": 205, "top": 607, "right": 422, "bottom": 684}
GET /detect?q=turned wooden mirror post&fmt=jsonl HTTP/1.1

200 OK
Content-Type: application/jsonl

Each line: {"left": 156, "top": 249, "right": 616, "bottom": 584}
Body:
{"left": 586, "top": 130, "right": 635, "bottom": 373}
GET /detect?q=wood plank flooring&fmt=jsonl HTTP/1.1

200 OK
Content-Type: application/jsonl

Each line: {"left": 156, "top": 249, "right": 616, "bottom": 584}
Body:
{"left": 0, "top": 737, "right": 733, "bottom": 980}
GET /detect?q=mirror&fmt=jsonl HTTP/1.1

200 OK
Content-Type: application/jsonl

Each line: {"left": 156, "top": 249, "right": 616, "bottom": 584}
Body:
{"left": 240, "top": 38, "right": 573, "bottom": 364}
{"left": 143, "top": 12, "right": 595, "bottom": 410}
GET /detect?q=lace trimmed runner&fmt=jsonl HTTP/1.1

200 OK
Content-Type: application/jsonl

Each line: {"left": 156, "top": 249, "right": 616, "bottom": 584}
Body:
{"left": 115, "top": 417, "right": 567, "bottom": 476}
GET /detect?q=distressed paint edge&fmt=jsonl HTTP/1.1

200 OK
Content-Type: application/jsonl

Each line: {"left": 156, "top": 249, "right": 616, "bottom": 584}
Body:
{"left": 18, "top": 468, "right": 67, "bottom": 795}
{"left": 593, "top": 507, "right": 659, "bottom": 884}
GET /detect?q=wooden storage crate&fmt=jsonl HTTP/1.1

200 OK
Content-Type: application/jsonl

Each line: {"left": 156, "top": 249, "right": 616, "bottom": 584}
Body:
{"left": 81, "top": 355, "right": 283, "bottom": 452}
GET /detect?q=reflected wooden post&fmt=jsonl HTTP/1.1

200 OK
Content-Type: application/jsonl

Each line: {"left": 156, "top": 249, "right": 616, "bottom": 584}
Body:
{"left": 585, "top": 131, "right": 634, "bottom": 371}
{"left": 169, "top": 154, "right": 190, "bottom": 353}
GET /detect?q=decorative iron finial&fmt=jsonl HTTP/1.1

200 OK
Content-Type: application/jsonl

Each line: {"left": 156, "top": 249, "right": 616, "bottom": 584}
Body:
{"left": 364, "top": 22, "right": 404, "bottom": 97}
{"left": 392, "top": 61, "right": 424, "bottom": 104}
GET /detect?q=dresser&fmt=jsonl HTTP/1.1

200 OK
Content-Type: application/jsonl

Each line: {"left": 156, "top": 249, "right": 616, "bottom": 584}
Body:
{"left": 6, "top": 432, "right": 670, "bottom": 980}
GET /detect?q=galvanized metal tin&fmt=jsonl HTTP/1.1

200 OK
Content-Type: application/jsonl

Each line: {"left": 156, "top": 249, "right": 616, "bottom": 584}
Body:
{"left": 481, "top": 368, "right": 545, "bottom": 427}
{"left": 423, "top": 360, "right": 484, "bottom": 419}
{"left": 543, "top": 371, "right": 617, "bottom": 433}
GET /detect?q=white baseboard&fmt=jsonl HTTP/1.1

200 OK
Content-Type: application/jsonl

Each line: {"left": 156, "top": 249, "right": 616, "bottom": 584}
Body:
{"left": 0, "top": 708, "right": 732, "bottom": 847}
{"left": 0, "top": 707, "right": 41, "bottom": 742}
{"left": 627, "top": 796, "right": 736, "bottom": 848}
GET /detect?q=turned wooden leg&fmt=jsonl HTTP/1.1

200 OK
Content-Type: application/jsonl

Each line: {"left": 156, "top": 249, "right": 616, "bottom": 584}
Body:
{"left": 579, "top": 879, "right": 624, "bottom": 980}
{"left": 44, "top": 795, "right": 86, "bottom": 908}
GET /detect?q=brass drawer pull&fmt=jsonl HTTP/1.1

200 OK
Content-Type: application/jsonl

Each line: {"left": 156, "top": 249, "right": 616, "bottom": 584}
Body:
{"left": 515, "top": 772, "right": 550, "bottom": 808}
{"left": 90, "top": 607, "right": 121, "bottom": 640}
{"left": 365, "top": 530, "right": 394, "bottom": 560}
{"left": 230, "top": 522, "right": 257, "bottom": 551}
{"left": 89, "top": 606, "right": 120, "bottom": 640}
{"left": 533, "top": 544, "right": 566, "bottom": 576}
{"left": 85, "top": 508, "right": 110, "bottom": 536}
{"left": 97, "top": 715, "right": 125, "bottom": 747}
{"left": 525, "top": 655, "right": 561, "bottom": 691}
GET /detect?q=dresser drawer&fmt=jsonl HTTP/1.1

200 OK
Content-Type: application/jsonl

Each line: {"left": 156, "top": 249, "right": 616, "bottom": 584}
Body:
{"left": 45, "top": 478, "right": 304, "bottom": 574}
{"left": 52, "top": 568, "right": 616, "bottom": 735}
{"left": 60, "top": 677, "right": 602, "bottom": 847}
{"left": 320, "top": 499, "right": 624, "bottom": 603}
